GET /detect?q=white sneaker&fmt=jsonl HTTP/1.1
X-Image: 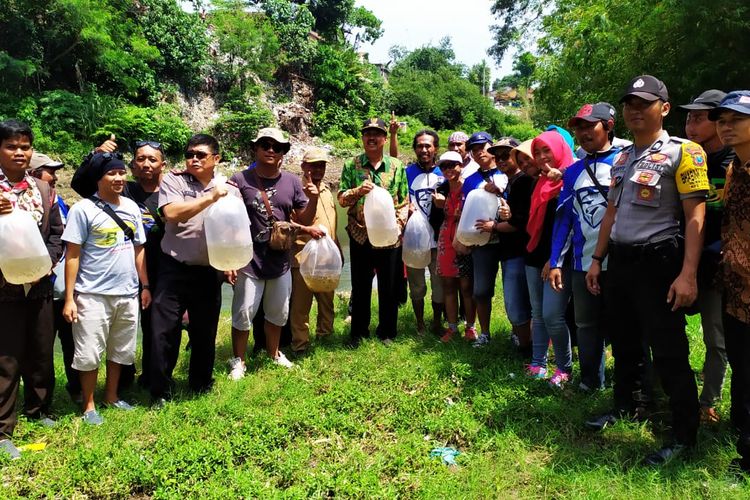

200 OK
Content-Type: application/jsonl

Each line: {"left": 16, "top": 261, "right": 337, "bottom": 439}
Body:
{"left": 472, "top": 333, "right": 490, "bottom": 348}
{"left": 273, "top": 351, "right": 295, "bottom": 369}
{"left": 228, "top": 356, "right": 246, "bottom": 380}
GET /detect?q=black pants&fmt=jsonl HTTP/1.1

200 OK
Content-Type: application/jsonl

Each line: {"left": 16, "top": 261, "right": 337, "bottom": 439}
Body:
{"left": 724, "top": 311, "right": 750, "bottom": 460}
{"left": 53, "top": 299, "right": 80, "bottom": 397}
{"left": 606, "top": 240, "right": 699, "bottom": 445}
{"left": 119, "top": 269, "right": 160, "bottom": 389}
{"left": 0, "top": 297, "right": 55, "bottom": 436}
{"left": 149, "top": 255, "right": 222, "bottom": 398}
{"left": 349, "top": 236, "right": 401, "bottom": 340}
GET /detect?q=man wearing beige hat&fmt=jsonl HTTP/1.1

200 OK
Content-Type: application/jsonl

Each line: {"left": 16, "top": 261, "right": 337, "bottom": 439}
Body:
{"left": 227, "top": 128, "right": 317, "bottom": 374}
{"left": 288, "top": 146, "right": 338, "bottom": 355}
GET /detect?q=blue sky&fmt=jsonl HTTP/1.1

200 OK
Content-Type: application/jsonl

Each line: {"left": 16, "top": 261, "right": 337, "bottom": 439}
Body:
{"left": 355, "top": 0, "right": 514, "bottom": 79}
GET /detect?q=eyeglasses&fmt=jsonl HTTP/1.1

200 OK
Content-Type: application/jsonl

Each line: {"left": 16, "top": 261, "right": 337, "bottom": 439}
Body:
{"left": 133, "top": 140, "right": 163, "bottom": 152}
{"left": 257, "top": 140, "right": 286, "bottom": 153}
{"left": 184, "top": 150, "right": 211, "bottom": 160}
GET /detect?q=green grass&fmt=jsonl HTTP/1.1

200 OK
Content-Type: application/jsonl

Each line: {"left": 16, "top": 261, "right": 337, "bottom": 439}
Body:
{"left": 2, "top": 283, "right": 749, "bottom": 498}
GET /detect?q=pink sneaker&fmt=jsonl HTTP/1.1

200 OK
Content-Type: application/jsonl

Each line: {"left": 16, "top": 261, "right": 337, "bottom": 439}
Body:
{"left": 440, "top": 328, "right": 455, "bottom": 343}
{"left": 525, "top": 365, "right": 548, "bottom": 379}
{"left": 548, "top": 369, "right": 570, "bottom": 388}
{"left": 463, "top": 326, "right": 477, "bottom": 341}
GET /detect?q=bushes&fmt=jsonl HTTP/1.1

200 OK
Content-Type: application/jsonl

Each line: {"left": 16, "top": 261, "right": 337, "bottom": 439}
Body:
{"left": 213, "top": 98, "right": 275, "bottom": 159}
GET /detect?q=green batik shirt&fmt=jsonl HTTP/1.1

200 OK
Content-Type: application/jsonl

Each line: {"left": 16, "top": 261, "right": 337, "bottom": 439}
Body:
{"left": 338, "top": 153, "right": 408, "bottom": 245}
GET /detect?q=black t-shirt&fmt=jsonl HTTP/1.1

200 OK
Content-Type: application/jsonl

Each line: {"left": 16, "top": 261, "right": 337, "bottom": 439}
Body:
{"left": 123, "top": 181, "right": 164, "bottom": 281}
{"left": 498, "top": 172, "right": 533, "bottom": 261}
{"left": 525, "top": 179, "right": 559, "bottom": 268}
{"left": 704, "top": 147, "right": 734, "bottom": 249}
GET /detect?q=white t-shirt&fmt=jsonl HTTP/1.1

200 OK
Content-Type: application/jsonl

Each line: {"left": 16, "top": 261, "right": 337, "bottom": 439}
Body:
{"left": 62, "top": 196, "right": 146, "bottom": 296}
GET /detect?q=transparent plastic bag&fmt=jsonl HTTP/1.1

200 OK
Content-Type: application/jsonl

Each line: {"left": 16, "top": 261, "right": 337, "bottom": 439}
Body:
{"left": 204, "top": 175, "right": 253, "bottom": 271}
{"left": 299, "top": 226, "right": 342, "bottom": 292}
{"left": 363, "top": 185, "right": 399, "bottom": 247}
{"left": 456, "top": 189, "right": 500, "bottom": 246}
{"left": 402, "top": 211, "right": 433, "bottom": 269}
{"left": 0, "top": 208, "right": 52, "bottom": 284}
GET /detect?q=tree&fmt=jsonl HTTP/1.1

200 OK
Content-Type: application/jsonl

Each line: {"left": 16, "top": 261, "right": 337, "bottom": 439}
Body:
{"left": 467, "top": 60, "right": 491, "bottom": 96}
{"left": 491, "top": 0, "right": 750, "bottom": 131}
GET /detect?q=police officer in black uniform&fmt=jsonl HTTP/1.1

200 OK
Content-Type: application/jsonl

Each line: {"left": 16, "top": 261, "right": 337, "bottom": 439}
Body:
{"left": 585, "top": 75, "right": 709, "bottom": 465}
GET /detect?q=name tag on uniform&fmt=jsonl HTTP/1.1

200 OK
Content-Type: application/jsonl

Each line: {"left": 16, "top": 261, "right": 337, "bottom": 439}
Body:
{"left": 630, "top": 169, "right": 661, "bottom": 187}
{"left": 182, "top": 190, "right": 197, "bottom": 198}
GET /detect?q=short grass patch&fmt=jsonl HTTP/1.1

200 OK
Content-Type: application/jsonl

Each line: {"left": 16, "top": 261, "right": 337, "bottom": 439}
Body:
{"left": 2, "top": 283, "right": 748, "bottom": 498}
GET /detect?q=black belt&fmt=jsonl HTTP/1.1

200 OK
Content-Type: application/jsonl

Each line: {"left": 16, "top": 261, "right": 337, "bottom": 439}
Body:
{"left": 609, "top": 235, "right": 683, "bottom": 261}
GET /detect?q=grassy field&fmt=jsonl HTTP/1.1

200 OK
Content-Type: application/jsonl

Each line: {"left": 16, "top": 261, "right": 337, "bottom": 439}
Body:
{"left": 2, "top": 282, "right": 749, "bottom": 499}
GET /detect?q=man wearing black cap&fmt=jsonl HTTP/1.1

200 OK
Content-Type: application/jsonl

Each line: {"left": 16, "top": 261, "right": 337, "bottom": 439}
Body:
{"left": 679, "top": 90, "right": 734, "bottom": 424}
{"left": 549, "top": 103, "right": 620, "bottom": 391}
{"left": 585, "top": 75, "right": 709, "bottom": 465}
{"left": 710, "top": 91, "right": 750, "bottom": 473}
{"left": 62, "top": 153, "right": 150, "bottom": 425}
{"left": 338, "top": 117, "right": 408, "bottom": 347}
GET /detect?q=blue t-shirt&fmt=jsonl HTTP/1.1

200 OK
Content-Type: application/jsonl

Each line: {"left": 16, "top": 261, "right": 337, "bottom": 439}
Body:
{"left": 550, "top": 147, "right": 619, "bottom": 271}
{"left": 461, "top": 167, "right": 508, "bottom": 198}
{"left": 62, "top": 196, "right": 146, "bottom": 296}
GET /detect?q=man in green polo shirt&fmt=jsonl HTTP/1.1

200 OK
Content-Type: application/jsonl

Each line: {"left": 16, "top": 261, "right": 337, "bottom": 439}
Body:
{"left": 338, "top": 117, "right": 408, "bottom": 347}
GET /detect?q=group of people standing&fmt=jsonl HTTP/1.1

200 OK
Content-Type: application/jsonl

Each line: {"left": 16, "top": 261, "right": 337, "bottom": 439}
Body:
{"left": 1, "top": 74, "right": 750, "bottom": 474}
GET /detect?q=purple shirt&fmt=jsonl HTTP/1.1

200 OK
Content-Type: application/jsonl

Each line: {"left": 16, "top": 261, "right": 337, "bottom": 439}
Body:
{"left": 230, "top": 169, "right": 308, "bottom": 280}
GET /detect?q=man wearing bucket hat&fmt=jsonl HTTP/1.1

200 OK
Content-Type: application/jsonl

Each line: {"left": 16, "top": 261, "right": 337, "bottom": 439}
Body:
{"left": 0, "top": 120, "right": 64, "bottom": 459}
{"left": 287, "top": 146, "right": 338, "bottom": 356}
{"left": 338, "top": 117, "right": 408, "bottom": 348}
{"left": 585, "top": 75, "right": 709, "bottom": 465}
{"left": 227, "top": 128, "right": 317, "bottom": 373}
{"left": 709, "top": 90, "right": 750, "bottom": 473}
{"left": 679, "top": 89, "right": 735, "bottom": 424}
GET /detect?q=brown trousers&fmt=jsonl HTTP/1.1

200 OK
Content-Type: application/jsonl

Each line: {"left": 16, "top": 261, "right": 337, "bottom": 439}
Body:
{"left": 0, "top": 297, "right": 55, "bottom": 436}
{"left": 290, "top": 268, "right": 335, "bottom": 352}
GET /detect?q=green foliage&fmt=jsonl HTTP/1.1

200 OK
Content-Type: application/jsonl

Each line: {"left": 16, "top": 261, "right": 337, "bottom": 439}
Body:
{"left": 213, "top": 97, "right": 275, "bottom": 158}
{"left": 0, "top": 0, "right": 207, "bottom": 100}
{"left": 387, "top": 41, "right": 525, "bottom": 138}
{"left": 309, "top": 43, "right": 387, "bottom": 137}
{"left": 93, "top": 103, "right": 193, "bottom": 156}
{"left": 492, "top": 0, "right": 750, "bottom": 133}
{"left": 211, "top": 5, "right": 281, "bottom": 87}
{"left": 260, "top": 0, "right": 317, "bottom": 68}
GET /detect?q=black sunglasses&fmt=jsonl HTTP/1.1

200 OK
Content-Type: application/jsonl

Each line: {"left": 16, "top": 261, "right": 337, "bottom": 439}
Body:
{"left": 257, "top": 140, "right": 286, "bottom": 153}
{"left": 133, "top": 140, "right": 163, "bottom": 152}
{"left": 184, "top": 150, "right": 212, "bottom": 160}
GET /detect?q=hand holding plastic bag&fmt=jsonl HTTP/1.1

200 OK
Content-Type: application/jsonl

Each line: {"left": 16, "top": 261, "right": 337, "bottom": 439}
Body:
{"left": 402, "top": 211, "right": 433, "bottom": 269}
{"left": 299, "top": 226, "right": 342, "bottom": 292}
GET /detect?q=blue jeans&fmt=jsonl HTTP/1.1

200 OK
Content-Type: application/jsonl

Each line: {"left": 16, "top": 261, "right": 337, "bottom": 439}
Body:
{"left": 572, "top": 271, "right": 606, "bottom": 389}
{"left": 472, "top": 243, "right": 500, "bottom": 302}
{"left": 525, "top": 265, "right": 572, "bottom": 372}
{"left": 501, "top": 257, "right": 531, "bottom": 326}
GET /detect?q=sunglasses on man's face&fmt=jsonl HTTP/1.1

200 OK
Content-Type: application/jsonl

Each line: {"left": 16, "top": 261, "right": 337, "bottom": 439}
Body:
{"left": 184, "top": 150, "right": 212, "bottom": 160}
{"left": 257, "top": 140, "right": 286, "bottom": 153}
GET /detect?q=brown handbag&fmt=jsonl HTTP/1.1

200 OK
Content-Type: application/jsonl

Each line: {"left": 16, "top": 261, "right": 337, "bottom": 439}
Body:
{"left": 252, "top": 169, "right": 296, "bottom": 251}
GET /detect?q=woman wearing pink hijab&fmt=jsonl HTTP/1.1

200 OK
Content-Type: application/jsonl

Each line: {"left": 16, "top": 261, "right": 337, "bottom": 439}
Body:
{"left": 524, "top": 130, "right": 576, "bottom": 388}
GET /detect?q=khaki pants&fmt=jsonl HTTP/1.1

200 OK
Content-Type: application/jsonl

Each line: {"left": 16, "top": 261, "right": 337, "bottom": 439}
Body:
{"left": 290, "top": 267, "right": 335, "bottom": 352}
